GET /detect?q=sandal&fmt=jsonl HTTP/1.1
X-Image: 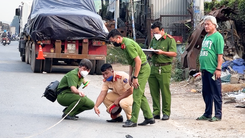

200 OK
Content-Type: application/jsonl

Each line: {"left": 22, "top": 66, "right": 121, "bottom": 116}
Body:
{"left": 209, "top": 116, "right": 221, "bottom": 122}
{"left": 196, "top": 115, "right": 211, "bottom": 120}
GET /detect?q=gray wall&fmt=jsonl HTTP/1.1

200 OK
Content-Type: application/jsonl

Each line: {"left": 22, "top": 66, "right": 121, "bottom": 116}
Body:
{"left": 150, "top": 0, "right": 192, "bottom": 41}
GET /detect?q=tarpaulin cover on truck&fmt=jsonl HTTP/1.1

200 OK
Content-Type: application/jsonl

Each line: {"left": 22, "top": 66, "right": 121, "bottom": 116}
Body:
{"left": 27, "top": 0, "right": 108, "bottom": 41}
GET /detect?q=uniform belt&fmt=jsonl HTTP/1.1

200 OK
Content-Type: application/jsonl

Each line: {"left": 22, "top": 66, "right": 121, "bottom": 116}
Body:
{"left": 153, "top": 62, "right": 171, "bottom": 67}
{"left": 141, "top": 61, "right": 148, "bottom": 66}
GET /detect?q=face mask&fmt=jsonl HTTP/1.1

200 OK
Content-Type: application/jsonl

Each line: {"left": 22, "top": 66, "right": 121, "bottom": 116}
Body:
{"left": 80, "top": 71, "right": 89, "bottom": 77}
{"left": 113, "top": 42, "right": 121, "bottom": 47}
{"left": 154, "top": 34, "right": 162, "bottom": 40}
{"left": 106, "top": 76, "right": 113, "bottom": 81}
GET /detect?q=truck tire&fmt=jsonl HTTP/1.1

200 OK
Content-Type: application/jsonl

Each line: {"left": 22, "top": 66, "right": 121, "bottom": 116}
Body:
{"left": 25, "top": 42, "right": 30, "bottom": 64}
{"left": 43, "top": 58, "right": 53, "bottom": 73}
{"left": 89, "top": 60, "right": 96, "bottom": 75}
{"left": 95, "top": 60, "right": 105, "bottom": 75}
{"left": 20, "top": 48, "right": 25, "bottom": 62}
{"left": 31, "top": 43, "right": 43, "bottom": 73}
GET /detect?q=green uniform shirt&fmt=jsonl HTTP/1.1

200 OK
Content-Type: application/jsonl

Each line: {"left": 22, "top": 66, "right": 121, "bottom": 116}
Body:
{"left": 122, "top": 37, "right": 147, "bottom": 66}
{"left": 149, "top": 33, "right": 177, "bottom": 64}
{"left": 199, "top": 32, "right": 224, "bottom": 74}
{"left": 57, "top": 68, "right": 84, "bottom": 93}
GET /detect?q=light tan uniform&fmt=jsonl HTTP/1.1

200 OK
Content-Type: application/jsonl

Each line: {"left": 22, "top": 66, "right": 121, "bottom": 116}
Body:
{"left": 102, "top": 71, "right": 133, "bottom": 120}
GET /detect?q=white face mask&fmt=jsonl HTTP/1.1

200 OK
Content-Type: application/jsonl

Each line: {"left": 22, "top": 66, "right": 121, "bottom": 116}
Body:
{"left": 154, "top": 34, "right": 162, "bottom": 40}
{"left": 80, "top": 71, "right": 89, "bottom": 77}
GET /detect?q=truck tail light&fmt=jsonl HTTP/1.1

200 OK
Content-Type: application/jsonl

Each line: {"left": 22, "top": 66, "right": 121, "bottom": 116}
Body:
{"left": 83, "top": 39, "right": 88, "bottom": 43}
{"left": 92, "top": 40, "right": 106, "bottom": 46}
{"left": 37, "top": 40, "right": 51, "bottom": 45}
{"left": 42, "top": 40, "right": 51, "bottom": 44}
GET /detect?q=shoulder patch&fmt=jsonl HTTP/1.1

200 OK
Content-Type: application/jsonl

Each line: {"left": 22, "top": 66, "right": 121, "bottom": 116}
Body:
{"left": 163, "top": 35, "right": 167, "bottom": 39}
{"left": 123, "top": 78, "right": 128, "bottom": 83}
{"left": 167, "top": 34, "right": 173, "bottom": 39}
{"left": 115, "top": 75, "right": 122, "bottom": 81}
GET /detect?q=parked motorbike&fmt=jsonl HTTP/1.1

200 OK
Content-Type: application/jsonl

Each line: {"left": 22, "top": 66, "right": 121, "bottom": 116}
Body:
{"left": 1, "top": 37, "right": 10, "bottom": 46}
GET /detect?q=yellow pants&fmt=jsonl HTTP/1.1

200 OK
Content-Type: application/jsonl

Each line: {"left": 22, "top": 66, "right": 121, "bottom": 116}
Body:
{"left": 103, "top": 91, "right": 133, "bottom": 120}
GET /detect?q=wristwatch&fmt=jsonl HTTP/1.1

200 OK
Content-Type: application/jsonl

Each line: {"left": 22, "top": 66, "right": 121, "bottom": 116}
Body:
{"left": 216, "top": 68, "right": 221, "bottom": 71}
{"left": 133, "top": 76, "right": 138, "bottom": 79}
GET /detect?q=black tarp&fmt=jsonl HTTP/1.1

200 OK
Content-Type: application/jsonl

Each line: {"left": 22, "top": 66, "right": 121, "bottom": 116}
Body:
{"left": 27, "top": 0, "right": 108, "bottom": 41}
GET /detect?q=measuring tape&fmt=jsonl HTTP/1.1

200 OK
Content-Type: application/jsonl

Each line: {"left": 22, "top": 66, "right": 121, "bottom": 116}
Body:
{"left": 26, "top": 80, "right": 90, "bottom": 138}
{"left": 25, "top": 98, "right": 81, "bottom": 138}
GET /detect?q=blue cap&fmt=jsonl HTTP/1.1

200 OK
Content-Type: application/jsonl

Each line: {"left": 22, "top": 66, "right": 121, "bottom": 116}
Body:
{"left": 4, "top": 30, "right": 6, "bottom": 32}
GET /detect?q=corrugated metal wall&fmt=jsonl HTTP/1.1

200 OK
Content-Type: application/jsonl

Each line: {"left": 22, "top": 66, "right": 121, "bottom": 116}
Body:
{"left": 150, "top": 0, "right": 192, "bottom": 40}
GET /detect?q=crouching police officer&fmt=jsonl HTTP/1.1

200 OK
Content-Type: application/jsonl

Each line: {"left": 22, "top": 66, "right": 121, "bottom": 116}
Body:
{"left": 57, "top": 59, "right": 95, "bottom": 120}
{"left": 94, "top": 64, "right": 133, "bottom": 122}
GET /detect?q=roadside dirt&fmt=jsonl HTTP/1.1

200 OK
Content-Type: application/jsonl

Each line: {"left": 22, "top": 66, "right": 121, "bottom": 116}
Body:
{"left": 111, "top": 63, "right": 245, "bottom": 138}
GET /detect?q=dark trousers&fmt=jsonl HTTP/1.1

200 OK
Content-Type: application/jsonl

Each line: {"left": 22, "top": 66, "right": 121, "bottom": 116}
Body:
{"left": 201, "top": 70, "right": 222, "bottom": 119}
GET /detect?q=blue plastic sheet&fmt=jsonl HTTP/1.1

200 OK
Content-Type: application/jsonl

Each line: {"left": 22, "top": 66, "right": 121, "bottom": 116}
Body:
{"left": 222, "top": 58, "right": 245, "bottom": 74}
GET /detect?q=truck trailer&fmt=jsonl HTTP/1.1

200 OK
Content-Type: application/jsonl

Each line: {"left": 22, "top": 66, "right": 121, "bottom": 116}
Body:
{"left": 16, "top": 0, "right": 108, "bottom": 74}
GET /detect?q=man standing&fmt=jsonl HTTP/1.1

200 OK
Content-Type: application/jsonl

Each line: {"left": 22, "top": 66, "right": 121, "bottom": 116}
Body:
{"left": 148, "top": 21, "right": 177, "bottom": 120}
{"left": 94, "top": 64, "right": 133, "bottom": 122}
{"left": 107, "top": 29, "right": 155, "bottom": 127}
{"left": 57, "top": 59, "right": 94, "bottom": 120}
{"left": 197, "top": 15, "right": 224, "bottom": 122}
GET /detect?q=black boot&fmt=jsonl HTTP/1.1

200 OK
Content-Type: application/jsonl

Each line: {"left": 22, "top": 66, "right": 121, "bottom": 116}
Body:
{"left": 162, "top": 114, "right": 169, "bottom": 120}
{"left": 122, "top": 120, "right": 137, "bottom": 127}
{"left": 106, "top": 116, "right": 123, "bottom": 122}
{"left": 63, "top": 107, "right": 79, "bottom": 118}
{"left": 138, "top": 118, "right": 155, "bottom": 126}
{"left": 62, "top": 113, "right": 78, "bottom": 120}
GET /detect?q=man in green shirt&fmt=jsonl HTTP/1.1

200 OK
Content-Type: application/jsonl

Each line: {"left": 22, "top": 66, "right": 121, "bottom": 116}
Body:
{"left": 148, "top": 21, "right": 177, "bottom": 120}
{"left": 197, "top": 15, "right": 224, "bottom": 122}
{"left": 107, "top": 29, "right": 155, "bottom": 127}
{"left": 57, "top": 59, "right": 94, "bottom": 120}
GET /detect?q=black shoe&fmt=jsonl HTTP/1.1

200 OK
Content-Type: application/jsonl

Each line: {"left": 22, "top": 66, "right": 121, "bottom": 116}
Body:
{"left": 106, "top": 116, "right": 123, "bottom": 122}
{"left": 162, "top": 114, "right": 169, "bottom": 120}
{"left": 62, "top": 113, "right": 78, "bottom": 120}
{"left": 122, "top": 120, "right": 137, "bottom": 127}
{"left": 62, "top": 108, "right": 79, "bottom": 118}
{"left": 153, "top": 114, "right": 160, "bottom": 119}
{"left": 62, "top": 107, "right": 67, "bottom": 113}
{"left": 138, "top": 118, "right": 155, "bottom": 126}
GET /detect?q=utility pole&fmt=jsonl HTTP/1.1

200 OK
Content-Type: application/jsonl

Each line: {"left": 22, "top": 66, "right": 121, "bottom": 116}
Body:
{"left": 114, "top": 0, "right": 119, "bottom": 29}
{"left": 130, "top": 0, "right": 136, "bottom": 41}
{"left": 193, "top": 0, "right": 204, "bottom": 28}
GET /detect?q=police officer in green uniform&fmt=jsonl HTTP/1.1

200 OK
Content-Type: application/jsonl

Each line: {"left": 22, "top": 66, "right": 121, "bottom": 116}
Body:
{"left": 149, "top": 21, "right": 177, "bottom": 120}
{"left": 57, "top": 59, "right": 95, "bottom": 120}
{"left": 107, "top": 29, "right": 155, "bottom": 127}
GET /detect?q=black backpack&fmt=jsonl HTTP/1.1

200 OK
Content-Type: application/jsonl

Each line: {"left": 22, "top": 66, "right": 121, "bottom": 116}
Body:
{"left": 42, "top": 80, "right": 61, "bottom": 102}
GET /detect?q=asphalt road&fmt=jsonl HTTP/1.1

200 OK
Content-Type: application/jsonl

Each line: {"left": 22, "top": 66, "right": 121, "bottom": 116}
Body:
{"left": 0, "top": 41, "right": 194, "bottom": 138}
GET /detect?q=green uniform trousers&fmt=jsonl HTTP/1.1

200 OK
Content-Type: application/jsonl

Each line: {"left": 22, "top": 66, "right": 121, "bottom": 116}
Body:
{"left": 57, "top": 92, "right": 94, "bottom": 116}
{"left": 130, "top": 63, "right": 153, "bottom": 123}
{"left": 148, "top": 65, "right": 171, "bottom": 116}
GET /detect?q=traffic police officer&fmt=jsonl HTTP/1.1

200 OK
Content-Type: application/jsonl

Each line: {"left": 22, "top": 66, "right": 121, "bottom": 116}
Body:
{"left": 94, "top": 64, "right": 133, "bottom": 122}
{"left": 107, "top": 29, "right": 155, "bottom": 127}
{"left": 149, "top": 21, "right": 177, "bottom": 120}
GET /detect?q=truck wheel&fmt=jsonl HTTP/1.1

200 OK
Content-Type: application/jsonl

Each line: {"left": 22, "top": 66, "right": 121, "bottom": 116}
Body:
{"left": 89, "top": 60, "right": 96, "bottom": 75}
{"left": 20, "top": 48, "right": 25, "bottom": 62}
{"left": 43, "top": 58, "right": 53, "bottom": 73}
{"left": 31, "top": 43, "right": 43, "bottom": 73}
{"left": 95, "top": 60, "right": 105, "bottom": 75}
{"left": 25, "top": 42, "right": 30, "bottom": 64}
{"left": 28, "top": 44, "right": 32, "bottom": 64}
